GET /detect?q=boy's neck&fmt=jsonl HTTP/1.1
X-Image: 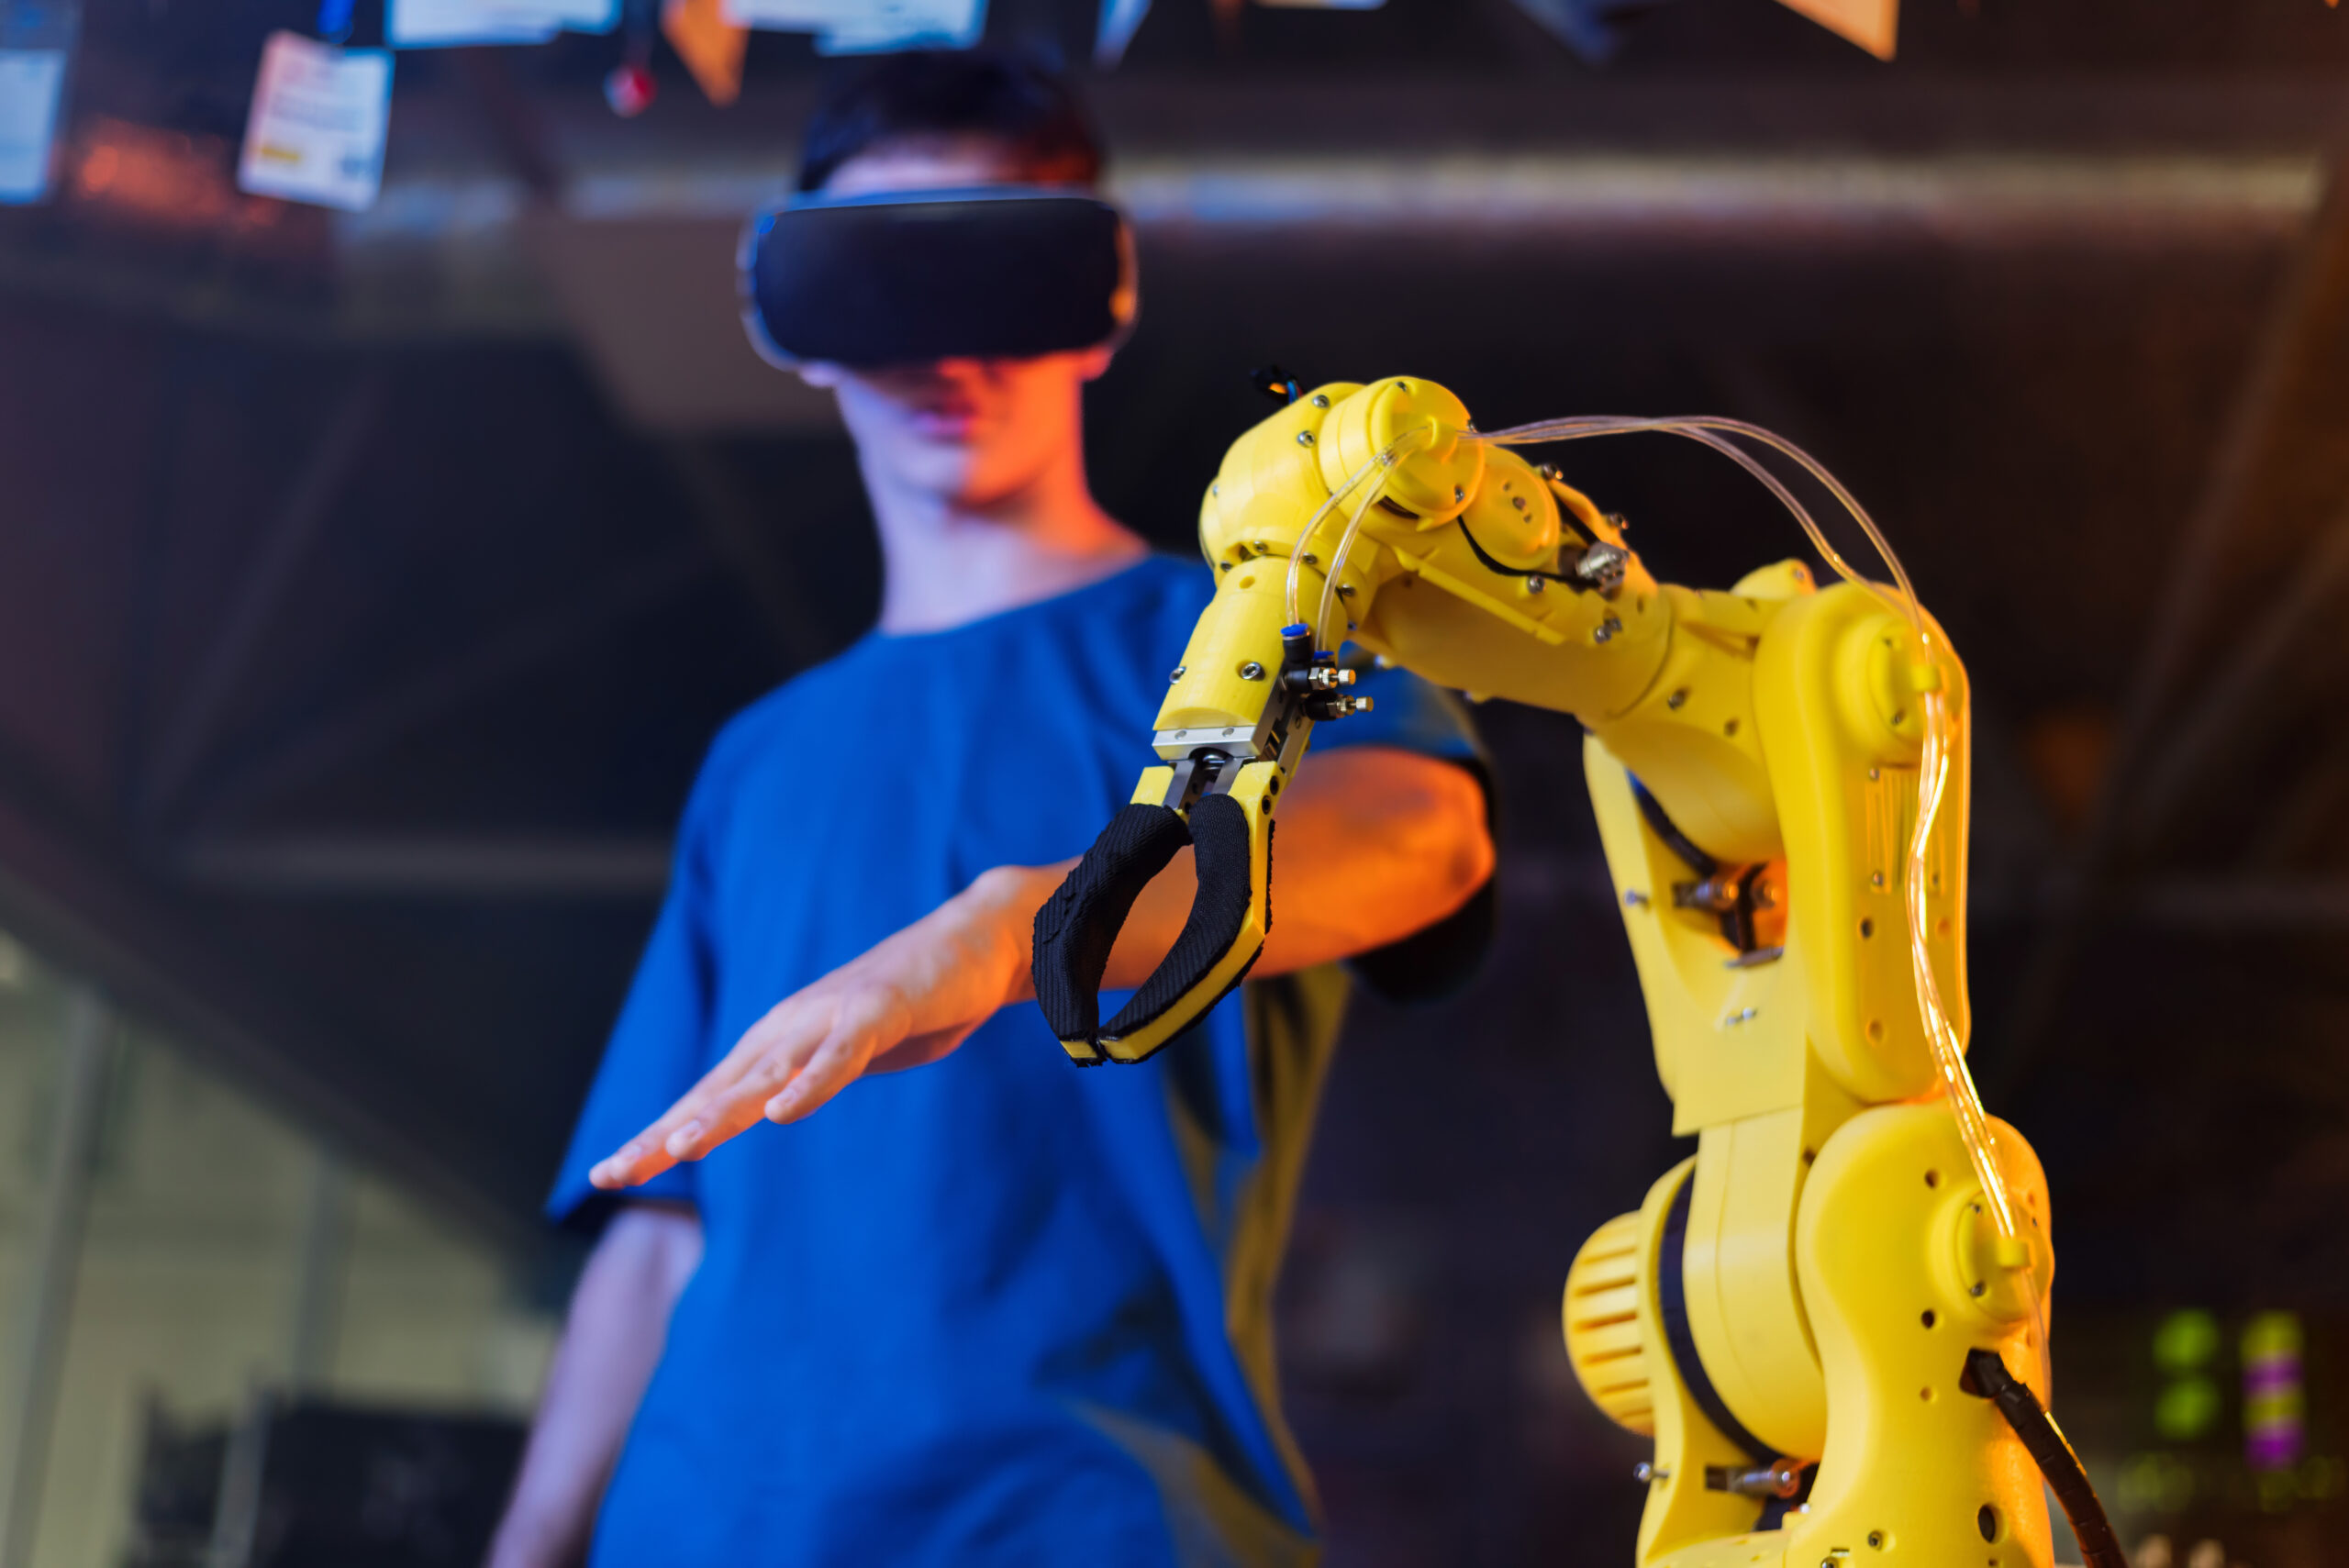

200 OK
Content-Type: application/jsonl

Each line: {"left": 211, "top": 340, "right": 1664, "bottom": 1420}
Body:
{"left": 865, "top": 446, "right": 1147, "bottom": 636}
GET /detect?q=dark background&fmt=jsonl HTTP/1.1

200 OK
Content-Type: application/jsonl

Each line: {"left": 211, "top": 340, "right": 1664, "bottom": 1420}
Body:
{"left": 6, "top": 0, "right": 2349, "bottom": 1561}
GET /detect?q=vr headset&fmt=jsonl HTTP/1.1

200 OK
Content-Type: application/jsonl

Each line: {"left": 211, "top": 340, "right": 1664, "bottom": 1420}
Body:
{"left": 739, "top": 185, "right": 1139, "bottom": 370}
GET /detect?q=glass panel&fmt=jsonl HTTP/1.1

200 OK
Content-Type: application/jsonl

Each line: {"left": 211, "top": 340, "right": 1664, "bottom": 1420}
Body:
{"left": 31, "top": 1022, "right": 313, "bottom": 1568}
{"left": 0, "top": 946, "right": 558, "bottom": 1568}
{"left": 336, "top": 1173, "right": 556, "bottom": 1414}
{"left": 0, "top": 927, "right": 65, "bottom": 1385}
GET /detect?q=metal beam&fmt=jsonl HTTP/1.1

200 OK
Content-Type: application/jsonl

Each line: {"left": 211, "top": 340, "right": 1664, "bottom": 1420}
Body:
{"left": 2131, "top": 878, "right": 2349, "bottom": 930}
{"left": 1989, "top": 150, "right": 2349, "bottom": 1095}
{"left": 0, "top": 744, "right": 540, "bottom": 1249}
{"left": 201, "top": 545, "right": 710, "bottom": 824}
{"left": 0, "top": 990, "right": 114, "bottom": 1568}
{"left": 659, "top": 439, "right": 835, "bottom": 671}
{"left": 177, "top": 835, "right": 674, "bottom": 899}
{"left": 287, "top": 1148, "right": 351, "bottom": 1393}
{"left": 139, "top": 372, "right": 388, "bottom": 827}
{"left": 2122, "top": 501, "right": 2349, "bottom": 851}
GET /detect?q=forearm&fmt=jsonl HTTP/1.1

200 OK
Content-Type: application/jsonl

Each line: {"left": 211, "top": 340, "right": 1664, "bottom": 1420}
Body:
{"left": 588, "top": 748, "right": 1492, "bottom": 1178}
{"left": 487, "top": 1204, "right": 703, "bottom": 1568}
{"left": 974, "top": 746, "right": 1492, "bottom": 1000}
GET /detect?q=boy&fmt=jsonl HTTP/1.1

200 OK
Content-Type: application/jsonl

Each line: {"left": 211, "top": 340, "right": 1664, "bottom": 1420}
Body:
{"left": 489, "top": 50, "right": 1493, "bottom": 1568}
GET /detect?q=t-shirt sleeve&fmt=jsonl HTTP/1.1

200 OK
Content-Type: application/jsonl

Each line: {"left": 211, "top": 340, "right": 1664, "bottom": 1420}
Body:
{"left": 544, "top": 761, "right": 728, "bottom": 1231}
{"left": 1299, "top": 662, "right": 1497, "bottom": 1004}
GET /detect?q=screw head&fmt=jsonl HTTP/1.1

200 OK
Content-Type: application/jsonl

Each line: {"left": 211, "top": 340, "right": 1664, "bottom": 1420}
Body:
{"left": 1526, "top": 575, "right": 1546, "bottom": 594}
{"left": 1310, "top": 393, "right": 1330, "bottom": 408}
{"left": 1297, "top": 430, "right": 1316, "bottom": 446}
{"left": 1239, "top": 662, "right": 1266, "bottom": 680}
{"left": 1453, "top": 484, "right": 1466, "bottom": 503}
{"left": 1169, "top": 666, "right": 1186, "bottom": 683}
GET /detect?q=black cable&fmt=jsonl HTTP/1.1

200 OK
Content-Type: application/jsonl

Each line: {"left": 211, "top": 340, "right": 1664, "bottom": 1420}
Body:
{"left": 1629, "top": 776, "right": 1717, "bottom": 877}
{"left": 1962, "top": 1348, "right": 2127, "bottom": 1568}
{"left": 1455, "top": 517, "right": 1584, "bottom": 588}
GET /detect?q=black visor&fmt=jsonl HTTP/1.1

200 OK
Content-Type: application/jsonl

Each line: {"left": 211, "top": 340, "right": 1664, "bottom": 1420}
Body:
{"left": 739, "top": 185, "right": 1138, "bottom": 369}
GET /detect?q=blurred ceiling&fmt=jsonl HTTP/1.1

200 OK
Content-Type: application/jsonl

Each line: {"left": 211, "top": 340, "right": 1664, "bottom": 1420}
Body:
{"left": 0, "top": 0, "right": 2346, "bottom": 1279}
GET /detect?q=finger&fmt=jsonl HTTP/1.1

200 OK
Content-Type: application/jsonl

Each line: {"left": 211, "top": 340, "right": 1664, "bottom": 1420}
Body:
{"left": 666, "top": 1048, "right": 808, "bottom": 1162}
{"left": 589, "top": 1134, "right": 678, "bottom": 1190}
{"left": 761, "top": 1009, "right": 887, "bottom": 1121}
{"left": 591, "top": 1005, "right": 826, "bottom": 1184}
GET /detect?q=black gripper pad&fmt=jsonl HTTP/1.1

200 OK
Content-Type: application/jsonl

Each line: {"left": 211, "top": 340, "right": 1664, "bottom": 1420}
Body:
{"left": 1102, "top": 792, "right": 1255, "bottom": 1044}
{"left": 1033, "top": 804, "right": 1191, "bottom": 1044}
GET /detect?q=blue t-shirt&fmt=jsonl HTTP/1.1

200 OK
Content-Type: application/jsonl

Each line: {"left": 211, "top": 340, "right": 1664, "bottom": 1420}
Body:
{"left": 549, "top": 555, "right": 1481, "bottom": 1568}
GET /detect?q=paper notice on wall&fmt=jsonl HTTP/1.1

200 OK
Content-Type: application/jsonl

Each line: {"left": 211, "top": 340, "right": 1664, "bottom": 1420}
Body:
{"left": 0, "top": 49, "right": 66, "bottom": 204}
{"left": 721, "top": 0, "right": 984, "bottom": 52}
{"left": 237, "top": 31, "right": 392, "bottom": 213}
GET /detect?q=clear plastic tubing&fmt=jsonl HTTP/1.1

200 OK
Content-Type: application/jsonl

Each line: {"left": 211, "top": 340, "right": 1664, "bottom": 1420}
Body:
{"left": 1266, "top": 410, "right": 2043, "bottom": 1380}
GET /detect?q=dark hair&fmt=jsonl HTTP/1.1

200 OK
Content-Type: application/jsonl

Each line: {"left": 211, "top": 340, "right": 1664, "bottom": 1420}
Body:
{"left": 796, "top": 50, "right": 1106, "bottom": 195}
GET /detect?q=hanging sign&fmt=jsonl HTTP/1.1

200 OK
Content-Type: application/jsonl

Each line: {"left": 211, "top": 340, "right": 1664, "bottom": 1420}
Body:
{"left": 1095, "top": 0, "right": 1146, "bottom": 62}
{"left": 386, "top": 0, "right": 617, "bottom": 48}
{"left": 662, "top": 0, "right": 746, "bottom": 105}
{"left": 720, "top": 0, "right": 984, "bottom": 53}
{"left": 237, "top": 30, "right": 392, "bottom": 212}
{"left": 0, "top": 48, "right": 65, "bottom": 203}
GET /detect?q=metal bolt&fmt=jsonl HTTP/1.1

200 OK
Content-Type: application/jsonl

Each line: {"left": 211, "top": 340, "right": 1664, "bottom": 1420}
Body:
{"left": 1174, "top": 729, "right": 1188, "bottom": 740}
{"left": 1623, "top": 889, "right": 1650, "bottom": 908}
{"left": 1593, "top": 617, "right": 1622, "bottom": 644}
{"left": 1867, "top": 767, "right": 1880, "bottom": 781}
{"left": 1251, "top": 540, "right": 1268, "bottom": 555}
{"left": 1666, "top": 689, "right": 1687, "bottom": 710}
{"left": 1970, "top": 1282, "right": 1987, "bottom": 1298}
{"left": 1240, "top": 662, "right": 1265, "bottom": 680}
{"left": 1297, "top": 430, "right": 1315, "bottom": 446}
{"left": 1301, "top": 553, "right": 1319, "bottom": 566}
{"left": 1335, "top": 584, "right": 1355, "bottom": 599}
{"left": 1526, "top": 575, "right": 1546, "bottom": 595}
{"left": 1871, "top": 871, "right": 1886, "bottom": 888}
{"left": 1453, "top": 484, "right": 1466, "bottom": 503}
{"left": 1169, "top": 666, "right": 1186, "bottom": 683}
{"left": 1633, "top": 1462, "right": 1669, "bottom": 1484}
{"left": 1310, "top": 394, "right": 1330, "bottom": 408}
{"left": 1536, "top": 463, "right": 1561, "bottom": 481}
{"left": 1608, "top": 511, "right": 1631, "bottom": 533}
{"left": 1511, "top": 495, "right": 1527, "bottom": 511}
{"left": 1867, "top": 1532, "right": 1885, "bottom": 1550}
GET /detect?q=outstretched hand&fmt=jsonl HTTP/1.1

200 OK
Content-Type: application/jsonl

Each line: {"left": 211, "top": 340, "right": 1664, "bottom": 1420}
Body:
{"left": 586, "top": 747, "right": 1490, "bottom": 1188}
{"left": 588, "top": 864, "right": 1057, "bottom": 1190}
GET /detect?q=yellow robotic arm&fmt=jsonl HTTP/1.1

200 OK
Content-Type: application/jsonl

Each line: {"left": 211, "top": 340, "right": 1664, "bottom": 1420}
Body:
{"left": 1030, "top": 377, "right": 2122, "bottom": 1568}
